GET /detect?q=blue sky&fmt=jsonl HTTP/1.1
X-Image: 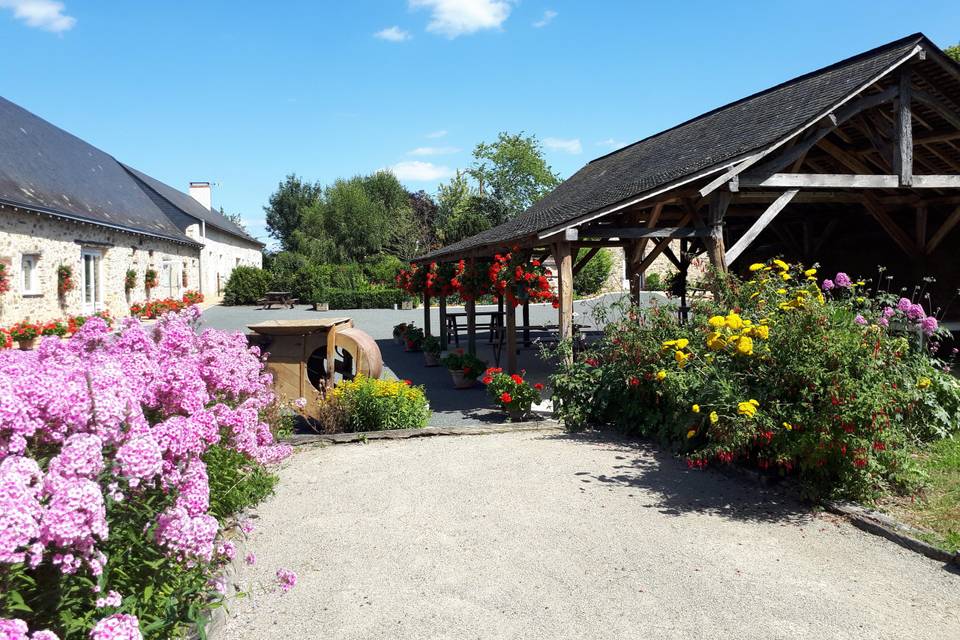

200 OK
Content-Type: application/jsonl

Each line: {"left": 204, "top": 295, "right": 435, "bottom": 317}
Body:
{"left": 1, "top": 1, "right": 957, "bottom": 246}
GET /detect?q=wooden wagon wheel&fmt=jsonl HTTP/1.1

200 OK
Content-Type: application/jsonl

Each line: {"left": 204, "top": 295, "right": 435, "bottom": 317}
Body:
{"left": 306, "top": 327, "right": 383, "bottom": 390}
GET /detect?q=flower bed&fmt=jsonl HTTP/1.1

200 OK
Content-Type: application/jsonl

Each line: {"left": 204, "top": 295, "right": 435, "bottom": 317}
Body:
{"left": 0, "top": 306, "right": 293, "bottom": 638}
{"left": 314, "top": 375, "right": 430, "bottom": 433}
{"left": 550, "top": 260, "right": 960, "bottom": 500}
{"left": 129, "top": 292, "right": 203, "bottom": 319}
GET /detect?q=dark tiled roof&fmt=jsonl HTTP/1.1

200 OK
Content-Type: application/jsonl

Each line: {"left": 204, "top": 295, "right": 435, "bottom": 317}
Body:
{"left": 421, "top": 33, "right": 930, "bottom": 261}
{"left": 0, "top": 96, "right": 196, "bottom": 244}
{"left": 122, "top": 165, "right": 262, "bottom": 247}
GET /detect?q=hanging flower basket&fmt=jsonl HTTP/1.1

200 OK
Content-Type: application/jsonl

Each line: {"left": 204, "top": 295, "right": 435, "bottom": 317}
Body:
{"left": 144, "top": 268, "right": 159, "bottom": 292}
{"left": 0, "top": 263, "right": 10, "bottom": 296}
{"left": 57, "top": 265, "right": 75, "bottom": 297}
{"left": 124, "top": 268, "right": 137, "bottom": 293}
{"left": 488, "top": 251, "right": 558, "bottom": 308}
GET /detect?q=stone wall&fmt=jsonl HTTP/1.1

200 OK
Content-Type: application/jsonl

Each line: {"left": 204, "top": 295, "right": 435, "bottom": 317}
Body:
{"left": 184, "top": 224, "right": 263, "bottom": 300}
{"left": 0, "top": 208, "right": 200, "bottom": 324}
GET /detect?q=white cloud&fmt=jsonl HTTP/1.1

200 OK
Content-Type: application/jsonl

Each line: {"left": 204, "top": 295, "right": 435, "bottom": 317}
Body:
{"left": 408, "top": 146, "right": 460, "bottom": 156}
{"left": 544, "top": 137, "right": 582, "bottom": 154}
{"left": 409, "top": 0, "right": 511, "bottom": 38}
{"left": 0, "top": 0, "right": 75, "bottom": 33}
{"left": 374, "top": 25, "right": 412, "bottom": 42}
{"left": 532, "top": 9, "right": 556, "bottom": 28}
{"left": 426, "top": 129, "right": 448, "bottom": 138}
{"left": 596, "top": 138, "right": 626, "bottom": 150}
{"left": 389, "top": 160, "right": 455, "bottom": 181}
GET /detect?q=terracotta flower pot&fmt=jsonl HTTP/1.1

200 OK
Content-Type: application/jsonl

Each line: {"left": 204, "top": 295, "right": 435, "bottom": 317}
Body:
{"left": 424, "top": 352, "right": 440, "bottom": 367}
{"left": 449, "top": 368, "right": 475, "bottom": 389}
{"left": 16, "top": 338, "right": 36, "bottom": 351}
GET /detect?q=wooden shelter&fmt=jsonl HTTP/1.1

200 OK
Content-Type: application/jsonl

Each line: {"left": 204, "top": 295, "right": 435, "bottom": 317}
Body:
{"left": 416, "top": 33, "right": 960, "bottom": 373}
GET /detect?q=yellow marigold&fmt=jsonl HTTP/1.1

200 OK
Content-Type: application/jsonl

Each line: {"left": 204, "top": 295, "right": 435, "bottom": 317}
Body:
{"left": 675, "top": 338, "right": 689, "bottom": 350}
{"left": 709, "top": 411, "right": 719, "bottom": 424}
{"left": 749, "top": 263, "right": 765, "bottom": 272}
{"left": 773, "top": 259, "right": 789, "bottom": 271}
{"left": 656, "top": 370, "right": 666, "bottom": 381}
{"left": 780, "top": 272, "right": 791, "bottom": 281}
{"left": 706, "top": 332, "right": 726, "bottom": 351}
{"left": 782, "top": 421, "right": 793, "bottom": 431}
{"left": 754, "top": 325, "right": 769, "bottom": 340}
{"left": 804, "top": 268, "right": 817, "bottom": 277}
{"left": 708, "top": 315, "right": 726, "bottom": 328}
{"left": 661, "top": 339, "right": 678, "bottom": 349}
{"left": 737, "top": 400, "right": 759, "bottom": 418}
{"left": 674, "top": 350, "right": 690, "bottom": 368}
{"left": 686, "top": 429, "right": 697, "bottom": 439}
{"left": 692, "top": 404, "right": 700, "bottom": 413}
{"left": 735, "top": 335, "right": 754, "bottom": 356}
{"left": 725, "top": 313, "right": 744, "bottom": 330}
{"left": 917, "top": 377, "right": 931, "bottom": 389}
{"left": 776, "top": 288, "right": 787, "bottom": 295}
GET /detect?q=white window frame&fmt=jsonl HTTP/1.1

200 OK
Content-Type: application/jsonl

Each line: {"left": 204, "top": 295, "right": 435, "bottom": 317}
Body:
{"left": 81, "top": 249, "right": 103, "bottom": 313}
{"left": 20, "top": 253, "right": 40, "bottom": 295}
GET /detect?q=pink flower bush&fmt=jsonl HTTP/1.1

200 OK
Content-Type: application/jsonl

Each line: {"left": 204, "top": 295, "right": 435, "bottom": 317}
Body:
{"left": 0, "top": 307, "right": 290, "bottom": 637}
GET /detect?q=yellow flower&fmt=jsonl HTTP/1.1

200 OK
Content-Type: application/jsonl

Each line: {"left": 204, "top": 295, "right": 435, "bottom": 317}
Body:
{"left": 755, "top": 325, "right": 769, "bottom": 340}
{"left": 674, "top": 350, "right": 690, "bottom": 368}
{"left": 735, "top": 335, "right": 754, "bottom": 356}
{"left": 675, "top": 338, "right": 689, "bottom": 350}
{"left": 708, "top": 315, "right": 726, "bottom": 328}
{"left": 661, "top": 339, "right": 678, "bottom": 349}
{"left": 725, "top": 313, "right": 744, "bottom": 330}
{"left": 706, "top": 332, "right": 726, "bottom": 351}
{"left": 804, "top": 268, "right": 817, "bottom": 277}
{"left": 749, "top": 263, "right": 765, "bottom": 272}
{"left": 817, "top": 293, "right": 825, "bottom": 305}
{"left": 738, "top": 400, "right": 759, "bottom": 418}
{"left": 776, "top": 288, "right": 787, "bottom": 295}
{"left": 692, "top": 404, "right": 700, "bottom": 413}
{"left": 780, "top": 272, "right": 791, "bottom": 281}
{"left": 782, "top": 421, "right": 793, "bottom": 431}
{"left": 686, "top": 429, "right": 697, "bottom": 439}
{"left": 656, "top": 370, "right": 666, "bottom": 381}
{"left": 773, "top": 259, "right": 789, "bottom": 271}
{"left": 709, "top": 411, "right": 719, "bottom": 424}
{"left": 917, "top": 377, "right": 931, "bottom": 389}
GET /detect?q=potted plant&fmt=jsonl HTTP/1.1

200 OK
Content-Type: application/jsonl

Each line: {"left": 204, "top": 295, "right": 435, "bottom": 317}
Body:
{"left": 422, "top": 335, "right": 442, "bottom": 367}
{"left": 10, "top": 321, "right": 40, "bottom": 350}
{"left": 404, "top": 326, "right": 425, "bottom": 352}
{"left": 392, "top": 322, "right": 409, "bottom": 345}
{"left": 57, "top": 264, "right": 75, "bottom": 298}
{"left": 0, "top": 328, "right": 11, "bottom": 349}
{"left": 144, "top": 268, "right": 159, "bottom": 295}
{"left": 311, "top": 284, "right": 330, "bottom": 312}
{"left": 41, "top": 320, "right": 68, "bottom": 339}
{"left": 484, "top": 368, "right": 543, "bottom": 421}
{"left": 440, "top": 349, "right": 486, "bottom": 389}
{"left": 124, "top": 268, "right": 137, "bottom": 295}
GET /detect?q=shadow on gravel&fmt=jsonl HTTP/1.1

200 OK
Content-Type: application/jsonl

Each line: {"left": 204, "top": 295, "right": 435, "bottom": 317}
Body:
{"left": 543, "top": 430, "right": 812, "bottom": 524}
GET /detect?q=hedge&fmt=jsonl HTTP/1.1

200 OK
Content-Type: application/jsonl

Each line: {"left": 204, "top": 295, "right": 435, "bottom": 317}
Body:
{"left": 322, "top": 287, "right": 411, "bottom": 310}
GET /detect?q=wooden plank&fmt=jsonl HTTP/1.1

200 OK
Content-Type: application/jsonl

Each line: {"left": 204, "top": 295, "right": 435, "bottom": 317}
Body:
{"left": 572, "top": 247, "right": 600, "bottom": 275}
{"left": 725, "top": 189, "right": 799, "bottom": 265}
{"left": 739, "top": 173, "right": 960, "bottom": 189}
{"left": 466, "top": 298, "right": 477, "bottom": 356}
{"left": 505, "top": 299, "right": 518, "bottom": 374}
{"left": 913, "top": 90, "right": 960, "bottom": 132}
{"left": 662, "top": 246, "right": 682, "bottom": 270}
{"left": 635, "top": 201, "right": 665, "bottom": 259}
{"left": 582, "top": 227, "right": 710, "bottom": 239}
{"left": 705, "top": 192, "right": 730, "bottom": 272}
{"left": 894, "top": 67, "right": 913, "bottom": 186}
{"left": 552, "top": 241, "right": 574, "bottom": 364}
{"left": 927, "top": 205, "right": 960, "bottom": 254}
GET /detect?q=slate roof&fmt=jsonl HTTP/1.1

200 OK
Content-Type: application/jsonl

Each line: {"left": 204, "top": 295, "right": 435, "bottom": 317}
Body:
{"left": 420, "top": 33, "right": 933, "bottom": 261}
{"left": 0, "top": 95, "right": 262, "bottom": 247}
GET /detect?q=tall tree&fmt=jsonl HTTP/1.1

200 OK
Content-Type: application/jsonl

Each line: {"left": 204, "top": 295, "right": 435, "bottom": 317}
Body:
{"left": 264, "top": 174, "right": 322, "bottom": 251}
{"left": 467, "top": 132, "right": 560, "bottom": 219}
{"left": 945, "top": 44, "right": 960, "bottom": 63}
{"left": 408, "top": 190, "right": 440, "bottom": 249}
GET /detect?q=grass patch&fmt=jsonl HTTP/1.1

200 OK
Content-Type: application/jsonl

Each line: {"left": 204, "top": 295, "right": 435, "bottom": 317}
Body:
{"left": 881, "top": 436, "right": 960, "bottom": 553}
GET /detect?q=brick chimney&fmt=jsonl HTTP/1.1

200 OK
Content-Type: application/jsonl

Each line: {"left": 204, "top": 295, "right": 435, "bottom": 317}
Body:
{"left": 189, "top": 181, "right": 211, "bottom": 210}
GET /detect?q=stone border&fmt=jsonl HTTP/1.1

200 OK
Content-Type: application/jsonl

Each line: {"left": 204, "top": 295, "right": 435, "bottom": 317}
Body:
{"left": 825, "top": 501, "right": 959, "bottom": 565}
{"left": 285, "top": 419, "right": 562, "bottom": 446}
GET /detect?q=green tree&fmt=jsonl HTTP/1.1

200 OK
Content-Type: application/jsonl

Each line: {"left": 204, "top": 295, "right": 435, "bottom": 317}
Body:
{"left": 467, "top": 132, "right": 560, "bottom": 219}
{"left": 945, "top": 44, "right": 960, "bottom": 63}
{"left": 264, "top": 174, "right": 322, "bottom": 251}
{"left": 218, "top": 206, "right": 247, "bottom": 232}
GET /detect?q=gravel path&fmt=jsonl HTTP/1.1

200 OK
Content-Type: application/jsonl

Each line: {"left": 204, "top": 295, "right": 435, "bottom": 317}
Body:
{"left": 215, "top": 431, "right": 960, "bottom": 640}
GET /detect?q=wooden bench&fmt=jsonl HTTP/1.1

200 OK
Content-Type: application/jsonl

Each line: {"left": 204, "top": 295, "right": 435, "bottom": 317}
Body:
{"left": 258, "top": 292, "right": 299, "bottom": 309}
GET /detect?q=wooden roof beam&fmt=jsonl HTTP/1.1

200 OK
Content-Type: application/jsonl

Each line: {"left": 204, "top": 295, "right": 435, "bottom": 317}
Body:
{"left": 738, "top": 173, "right": 960, "bottom": 189}
{"left": 725, "top": 190, "right": 799, "bottom": 265}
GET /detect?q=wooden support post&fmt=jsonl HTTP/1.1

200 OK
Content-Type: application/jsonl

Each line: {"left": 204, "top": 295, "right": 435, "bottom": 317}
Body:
{"left": 705, "top": 192, "right": 731, "bottom": 273}
{"left": 466, "top": 299, "right": 477, "bottom": 356}
{"left": 422, "top": 292, "right": 431, "bottom": 337}
{"left": 553, "top": 241, "right": 574, "bottom": 364}
{"left": 725, "top": 189, "right": 799, "bottom": 265}
{"left": 505, "top": 300, "right": 518, "bottom": 374}
{"left": 522, "top": 299, "right": 531, "bottom": 347}
{"left": 894, "top": 66, "right": 913, "bottom": 187}
{"left": 438, "top": 295, "right": 448, "bottom": 350}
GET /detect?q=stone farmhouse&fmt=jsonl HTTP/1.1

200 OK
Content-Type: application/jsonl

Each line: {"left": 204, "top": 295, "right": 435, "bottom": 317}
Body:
{"left": 0, "top": 96, "right": 263, "bottom": 324}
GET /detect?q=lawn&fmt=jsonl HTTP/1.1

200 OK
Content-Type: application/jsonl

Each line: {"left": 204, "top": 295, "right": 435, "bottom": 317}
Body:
{"left": 882, "top": 437, "right": 960, "bottom": 553}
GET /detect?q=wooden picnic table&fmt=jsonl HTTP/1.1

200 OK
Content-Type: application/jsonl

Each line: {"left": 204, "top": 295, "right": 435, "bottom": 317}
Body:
{"left": 445, "top": 310, "right": 504, "bottom": 346}
{"left": 258, "top": 291, "right": 299, "bottom": 309}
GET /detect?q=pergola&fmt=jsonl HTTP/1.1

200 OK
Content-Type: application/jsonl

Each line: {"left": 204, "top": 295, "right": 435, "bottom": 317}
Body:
{"left": 415, "top": 33, "right": 960, "bottom": 374}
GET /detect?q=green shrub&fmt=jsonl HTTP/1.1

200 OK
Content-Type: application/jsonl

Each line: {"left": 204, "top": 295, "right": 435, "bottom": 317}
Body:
{"left": 322, "top": 287, "right": 409, "bottom": 309}
{"left": 550, "top": 259, "right": 960, "bottom": 500}
{"left": 573, "top": 248, "right": 613, "bottom": 296}
{"left": 363, "top": 254, "right": 406, "bottom": 286}
{"left": 222, "top": 266, "right": 271, "bottom": 305}
{"left": 329, "top": 375, "right": 430, "bottom": 431}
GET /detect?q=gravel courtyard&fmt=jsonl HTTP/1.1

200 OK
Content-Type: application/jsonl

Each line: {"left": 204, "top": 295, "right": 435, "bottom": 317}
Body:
{"left": 215, "top": 430, "right": 960, "bottom": 640}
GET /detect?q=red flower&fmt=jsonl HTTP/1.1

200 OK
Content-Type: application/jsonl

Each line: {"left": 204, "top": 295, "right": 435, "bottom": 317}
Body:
{"left": 628, "top": 377, "right": 639, "bottom": 387}
{"left": 510, "top": 374, "right": 523, "bottom": 385}
{"left": 482, "top": 376, "right": 493, "bottom": 385}
{"left": 500, "top": 392, "right": 513, "bottom": 404}
{"left": 533, "top": 383, "right": 544, "bottom": 391}
{"left": 402, "top": 379, "right": 412, "bottom": 386}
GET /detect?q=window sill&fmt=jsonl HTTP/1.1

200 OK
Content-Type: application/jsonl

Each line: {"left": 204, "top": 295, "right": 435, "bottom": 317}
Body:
{"left": 22, "top": 293, "right": 43, "bottom": 298}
